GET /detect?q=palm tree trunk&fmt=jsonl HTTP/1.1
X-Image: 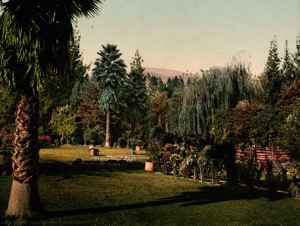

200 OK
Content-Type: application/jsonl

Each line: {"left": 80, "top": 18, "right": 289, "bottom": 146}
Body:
{"left": 104, "top": 110, "right": 111, "bottom": 148}
{"left": 6, "top": 94, "right": 43, "bottom": 218}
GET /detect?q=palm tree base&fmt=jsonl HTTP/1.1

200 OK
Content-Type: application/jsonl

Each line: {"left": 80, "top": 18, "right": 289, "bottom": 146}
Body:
{"left": 104, "top": 141, "right": 110, "bottom": 148}
{"left": 6, "top": 179, "right": 44, "bottom": 219}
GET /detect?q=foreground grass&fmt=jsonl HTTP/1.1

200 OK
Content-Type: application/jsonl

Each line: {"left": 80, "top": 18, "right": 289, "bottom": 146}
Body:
{"left": 0, "top": 147, "right": 299, "bottom": 225}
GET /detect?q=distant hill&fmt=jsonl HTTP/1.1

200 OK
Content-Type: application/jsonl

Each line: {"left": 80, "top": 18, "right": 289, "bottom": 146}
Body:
{"left": 144, "top": 67, "right": 184, "bottom": 81}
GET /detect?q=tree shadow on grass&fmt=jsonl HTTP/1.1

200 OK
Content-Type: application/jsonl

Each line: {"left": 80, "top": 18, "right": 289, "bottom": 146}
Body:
{"left": 39, "top": 160, "right": 145, "bottom": 178}
{"left": 47, "top": 185, "right": 288, "bottom": 219}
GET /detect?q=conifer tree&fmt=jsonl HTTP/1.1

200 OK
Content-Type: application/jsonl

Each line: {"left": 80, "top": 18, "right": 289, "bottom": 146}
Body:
{"left": 261, "top": 39, "right": 283, "bottom": 105}
{"left": 146, "top": 75, "right": 166, "bottom": 97}
{"left": 125, "top": 50, "right": 148, "bottom": 137}
{"left": 294, "top": 34, "right": 300, "bottom": 80}
{"left": 282, "top": 40, "right": 295, "bottom": 86}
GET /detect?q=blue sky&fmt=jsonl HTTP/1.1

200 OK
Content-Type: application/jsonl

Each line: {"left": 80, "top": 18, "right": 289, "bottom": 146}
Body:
{"left": 77, "top": 0, "right": 299, "bottom": 75}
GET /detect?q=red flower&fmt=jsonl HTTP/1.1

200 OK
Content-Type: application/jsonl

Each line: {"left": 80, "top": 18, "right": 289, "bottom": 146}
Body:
{"left": 163, "top": 151, "right": 172, "bottom": 158}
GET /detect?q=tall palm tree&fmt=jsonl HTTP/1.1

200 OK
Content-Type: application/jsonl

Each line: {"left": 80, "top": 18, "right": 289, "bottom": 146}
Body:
{"left": 0, "top": 0, "right": 102, "bottom": 218}
{"left": 92, "top": 44, "right": 126, "bottom": 148}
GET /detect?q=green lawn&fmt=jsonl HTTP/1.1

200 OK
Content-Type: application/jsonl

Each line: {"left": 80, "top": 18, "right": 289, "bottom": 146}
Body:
{"left": 0, "top": 146, "right": 299, "bottom": 225}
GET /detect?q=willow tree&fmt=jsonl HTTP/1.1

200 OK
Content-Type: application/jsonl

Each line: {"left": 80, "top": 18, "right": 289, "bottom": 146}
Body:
{"left": 0, "top": 0, "right": 102, "bottom": 218}
{"left": 168, "top": 86, "right": 184, "bottom": 135}
{"left": 92, "top": 44, "right": 126, "bottom": 148}
{"left": 179, "top": 63, "right": 254, "bottom": 140}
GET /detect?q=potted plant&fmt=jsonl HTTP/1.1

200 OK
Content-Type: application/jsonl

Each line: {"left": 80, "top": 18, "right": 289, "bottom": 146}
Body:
{"left": 144, "top": 141, "right": 161, "bottom": 172}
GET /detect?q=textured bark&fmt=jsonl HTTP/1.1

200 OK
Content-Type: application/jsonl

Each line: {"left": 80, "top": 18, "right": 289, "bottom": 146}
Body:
{"left": 6, "top": 180, "right": 43, "bottom": 218}
{"left": 6, "top": 94, "right": 43, "bottom": 218}
{"left": 104, "top": 111, "right": 111, "bottom": 148}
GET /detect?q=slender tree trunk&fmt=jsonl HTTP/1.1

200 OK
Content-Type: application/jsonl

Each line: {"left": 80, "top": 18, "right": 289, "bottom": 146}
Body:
{"left": 158, "top": 114, "right": 162, "bottom": 128}
{"left": 104, "top": 110, "right": 111, "bottom": 148}
{"left": 130, "top": 120, "right": 136, "bottom": 137}
{"left": 6, "top": 94, "right": 43, "bottom": 218}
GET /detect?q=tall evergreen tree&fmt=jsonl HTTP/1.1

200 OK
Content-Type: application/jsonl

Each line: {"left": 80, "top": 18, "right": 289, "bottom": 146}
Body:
{"left": 0, "top": 0, "right": 102, "bottom": 218}
{"left": 92, "top": 44, "right": 126, "bottom": 148}
{"left": 282, "top": 40, "right": 295, "bottom": 86}
{"left": 146, "top": 75, "right": 166, "bottom": 97}
{"left": 261, "top": 39, "right": 283, "bottom": 105}
{"left": 125, "top": 50, "right": 148, "bottom": 137}
{"left": 294, "top": 34, "right": 300, "bottom": 80}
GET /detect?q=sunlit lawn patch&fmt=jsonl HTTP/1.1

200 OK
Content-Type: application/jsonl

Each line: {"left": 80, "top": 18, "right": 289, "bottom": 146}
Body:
{"left": 40, "top": 145, "right": 148, "bottom": 162}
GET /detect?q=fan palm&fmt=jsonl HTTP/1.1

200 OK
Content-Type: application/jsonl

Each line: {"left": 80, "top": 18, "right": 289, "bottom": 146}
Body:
{"left": 92, "top": 44, "right": 126, "bottom": 148}
{"left": 0, "top": 0, "right": 102, "bottom": 218}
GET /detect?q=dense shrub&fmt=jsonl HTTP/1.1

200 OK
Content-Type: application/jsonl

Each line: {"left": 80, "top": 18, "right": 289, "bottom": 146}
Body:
{"left": 118, "top": 137, "right": 127, "bottom": 148}
{"left": 83, "top": 127, "right": 101, "bottom": 145}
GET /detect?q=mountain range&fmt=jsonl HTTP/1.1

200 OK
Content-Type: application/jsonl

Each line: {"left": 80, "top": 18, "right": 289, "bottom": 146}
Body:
{"left": 144, "top": 67, "right": 184, "bottom": 81}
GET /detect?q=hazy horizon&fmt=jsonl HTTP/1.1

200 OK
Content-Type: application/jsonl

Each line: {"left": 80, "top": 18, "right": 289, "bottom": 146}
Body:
{"left": 78, "top": 0, "right": 300, "bottom": 75}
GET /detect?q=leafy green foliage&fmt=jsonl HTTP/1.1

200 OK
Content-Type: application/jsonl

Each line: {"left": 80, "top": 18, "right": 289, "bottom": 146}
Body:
{"left": 277, "top": 99, "right": 300, "bottom": 160}
{"left": 149, "top": 92, "right": 169, "bottom": 130}
{"left": 76, "top": 78, "right": 102, "bottom": 129}
{"left": 230, "top": 101, "right": 263, "bottom": 144}
{"left": 276, "top": 80, "right": 300, "bottom": 159}
{"left": 50, "top": 105, "right": 77, "bottom": 144}
{"left": 249, "top": 105, "right": 280, "bottom": 147}
{"left": 83, "top": 126, "right": 102, "bottom": 145}
{"left": 210, "top": 110, "right": 232, "bottom": 144}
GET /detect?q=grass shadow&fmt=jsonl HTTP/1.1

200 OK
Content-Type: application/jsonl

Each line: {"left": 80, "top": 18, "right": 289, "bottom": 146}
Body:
{"left": 39, "top": 160, "right": 145, "bottom": 178}
{"left": 47, "top": 185, "right": 288, "bottom": 219}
